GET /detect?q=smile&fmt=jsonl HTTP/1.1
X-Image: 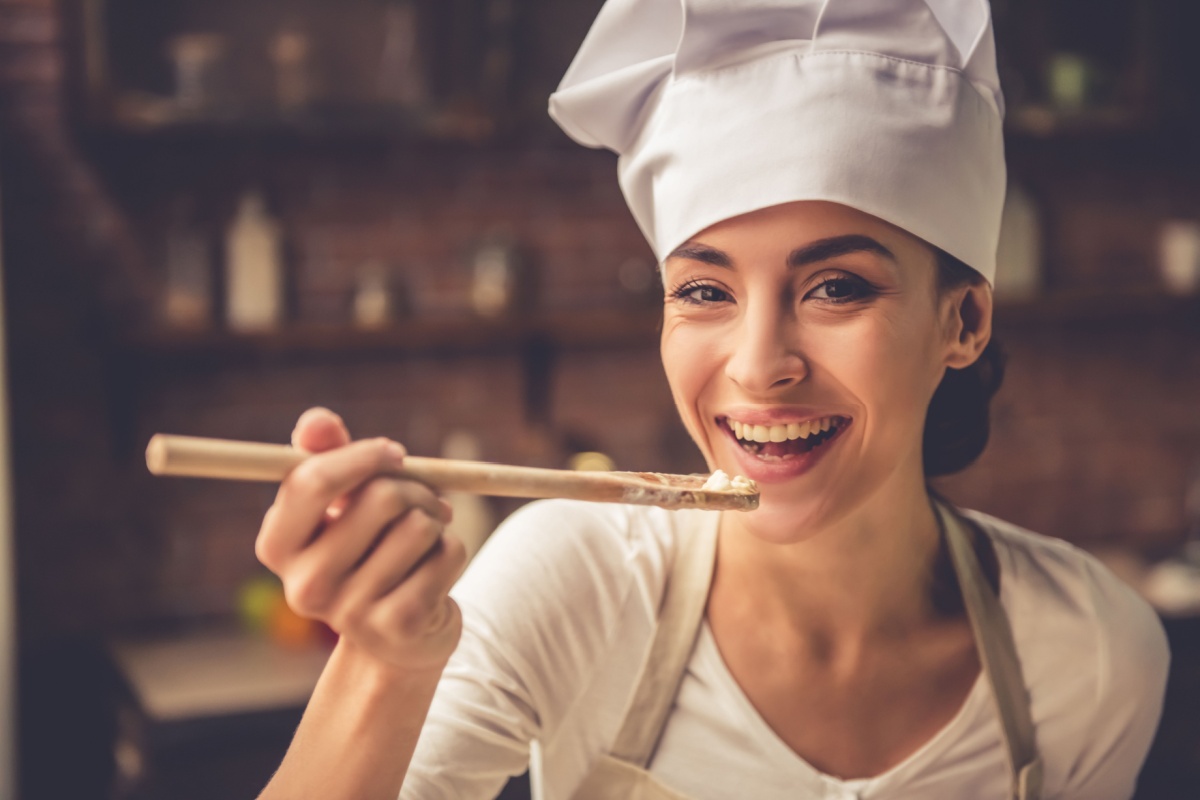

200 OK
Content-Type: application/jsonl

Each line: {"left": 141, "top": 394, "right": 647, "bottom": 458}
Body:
{"left": 721, "top": 415, "right": 851, "bottom": 461}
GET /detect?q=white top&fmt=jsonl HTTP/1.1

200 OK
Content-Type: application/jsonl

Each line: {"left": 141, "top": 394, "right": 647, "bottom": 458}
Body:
{"left": 403, "top": 501, "right": 1169, "bottom": 800}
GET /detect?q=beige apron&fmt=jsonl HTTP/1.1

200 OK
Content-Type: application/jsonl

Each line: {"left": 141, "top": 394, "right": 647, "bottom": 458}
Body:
{"left": 570, "top": 501, "right": 1043, "bottom": 800}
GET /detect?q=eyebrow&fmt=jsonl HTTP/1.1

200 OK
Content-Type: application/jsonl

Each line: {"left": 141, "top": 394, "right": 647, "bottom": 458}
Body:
{"left": 787, "top": 235, "right": 896, "bottom": 268}
{"left": 666, "top": 234, "right": 896, "bottom": 270}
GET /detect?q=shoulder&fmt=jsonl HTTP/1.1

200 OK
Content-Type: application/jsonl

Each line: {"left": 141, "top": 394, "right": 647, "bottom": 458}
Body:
{"left": 452, "top": 499, "right": 700, "bottom": 618}
{"left": 960, "top": 508, "right": 1170, "bottom": 794}
{"left": 421, "top": 501, "right": 712, "bottom": 789}
{"left": 962, "top": 507, "right": 1168, "bottom": 675}
{"left": 447, "top": 501, "right": 710, "bottom": 723}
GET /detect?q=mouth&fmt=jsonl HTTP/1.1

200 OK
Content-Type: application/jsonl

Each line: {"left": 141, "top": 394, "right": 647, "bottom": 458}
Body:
{"left": 718, "top": 414, "right": 852, "bottom": 463}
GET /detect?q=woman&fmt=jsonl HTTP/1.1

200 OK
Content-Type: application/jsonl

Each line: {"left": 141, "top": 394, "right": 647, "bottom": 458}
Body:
{"left": 256, "top": 2, "right": 1169, "bottom": 798}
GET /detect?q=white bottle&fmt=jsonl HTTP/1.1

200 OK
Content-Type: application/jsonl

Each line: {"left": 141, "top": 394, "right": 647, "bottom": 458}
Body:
{"left": 994, "top": 181, "right": 1042, "bottom": 301}
{"left": 1160, "top": 220, "right": 1200, "bottom": 295}
{"left": 163, "top": 199, "right": 213, "bottom": 329}
{"left": 225, "top": 191, "right": 284, "bottom": 332}
{"left": 440, "top": 430, "right": 496, "bottom": 561}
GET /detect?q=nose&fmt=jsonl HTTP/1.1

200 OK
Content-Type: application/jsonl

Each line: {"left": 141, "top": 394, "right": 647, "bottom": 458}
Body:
{"left": 723, "top": 302, "right": 808, "bottom": 394}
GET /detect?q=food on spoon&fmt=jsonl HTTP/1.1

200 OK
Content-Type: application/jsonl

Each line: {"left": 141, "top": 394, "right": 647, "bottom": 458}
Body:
{"left": 701, "top": 469, "right": 756, "bottom": 493}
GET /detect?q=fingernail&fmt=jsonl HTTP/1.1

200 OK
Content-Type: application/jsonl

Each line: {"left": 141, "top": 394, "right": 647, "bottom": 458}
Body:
{"left": 385, "top": 441, "right": 407, "bottom": 461}
{"left": 298, "top": 406, "right": 327, "bottom": 423}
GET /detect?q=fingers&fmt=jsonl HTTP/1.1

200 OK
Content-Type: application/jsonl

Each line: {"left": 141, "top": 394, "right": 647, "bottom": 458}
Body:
{"left": 292, "top": 407, "right": 352, "bottom": 453}
{"left": 278, "top": 497, "right": 468, "bottom": 673}
{"left": 372, "top": 535, "right": 468, "bottom": 638}
{"left": 332, "top": 510, "right": 452, "bottom": 620}
{"left": 279, "top": 478, "right": 448, "bottom": 616}
{"left": 254, "top": 412, "right": 467, "bottom": 671}
{"left": 291, "top": 407, "right": 356, "bottom": 519}
{"left": 256, "top": 437, "right": 406, "bottom": 568}
{"left": 360, "top": 534, "right": 468, "bottom": 664}
{"left": 335, "top": 476, "right": 450, "bottom": 531}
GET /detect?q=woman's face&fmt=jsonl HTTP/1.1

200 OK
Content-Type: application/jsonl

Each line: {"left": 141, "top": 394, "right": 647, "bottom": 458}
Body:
{"left": 660, "top": 201, "right": 980, "bottom": 540}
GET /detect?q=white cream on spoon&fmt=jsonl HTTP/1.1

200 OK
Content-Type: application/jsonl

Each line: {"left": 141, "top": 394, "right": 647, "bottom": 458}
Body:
{"left": 701, "top": 469, "right": 755, "bottom": 493}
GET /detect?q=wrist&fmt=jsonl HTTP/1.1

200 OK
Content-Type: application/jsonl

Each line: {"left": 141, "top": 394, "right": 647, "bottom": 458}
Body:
{"left": 265, "top": 635, "right": 446, "bottom": 799}
{"left": 330, "top": 638, "right": 447, "bottom": 698}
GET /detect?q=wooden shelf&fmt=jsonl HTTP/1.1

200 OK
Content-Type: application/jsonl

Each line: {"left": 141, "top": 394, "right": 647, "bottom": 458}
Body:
{"left": 1005, "top": 105, "right": 1157, "bottom": 140}
{"left": 85, "top": 102, "right": 506, "bottom": 149}
{"left": 117, "top": 307, "right": 663, "bottom": 364}
{"left": 993, "top": 289, "right": 1200, "bottom": 329}
{"left": 117, "top": 290, "right": 1198, "bottom": 364}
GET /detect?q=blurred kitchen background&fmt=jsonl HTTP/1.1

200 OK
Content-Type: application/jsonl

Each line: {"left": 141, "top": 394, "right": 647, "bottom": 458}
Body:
{"left": 1, "top": 0, "right": 1199, "bottom": 797}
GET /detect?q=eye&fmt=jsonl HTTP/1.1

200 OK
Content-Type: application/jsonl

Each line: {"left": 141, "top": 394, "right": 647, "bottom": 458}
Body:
{"left": 669, "top": 279, "right": 731, "bottom": 305}
{"left": 806, "top": 273, "right": 877, "bottom": 304}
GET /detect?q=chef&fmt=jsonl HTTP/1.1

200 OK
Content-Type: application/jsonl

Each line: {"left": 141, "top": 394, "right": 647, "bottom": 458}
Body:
{"left": 254, "top": 2, "right": 1169, "bottom": 798}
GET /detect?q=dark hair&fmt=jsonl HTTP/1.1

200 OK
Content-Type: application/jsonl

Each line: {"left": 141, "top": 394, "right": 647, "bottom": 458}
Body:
{"left": 922, "top": 250, "right": 1006, "bottom": 478}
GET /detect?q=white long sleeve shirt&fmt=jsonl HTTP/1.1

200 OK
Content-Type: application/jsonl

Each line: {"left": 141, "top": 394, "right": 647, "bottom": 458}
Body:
{"left": 403, "top": 501, "right": 1170, "bottom": 799}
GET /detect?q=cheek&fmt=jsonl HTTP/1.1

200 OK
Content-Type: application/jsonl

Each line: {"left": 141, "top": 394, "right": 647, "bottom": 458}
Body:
{"left": 818, "top": 317, "right": 940, "bottom": 432}
{"left": 660, "top": 323, "right": 723, "bottom": 438}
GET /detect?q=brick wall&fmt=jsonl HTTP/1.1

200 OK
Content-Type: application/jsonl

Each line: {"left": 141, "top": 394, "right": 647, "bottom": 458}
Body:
{"left": 3, "top": 3, "right": 1200, "bottom": 798}
{"left": 940, "top": 314, "right": 1200, "bottom": 552}
{"left": 4, "top": 0, "right": 1200, "bottom": 649}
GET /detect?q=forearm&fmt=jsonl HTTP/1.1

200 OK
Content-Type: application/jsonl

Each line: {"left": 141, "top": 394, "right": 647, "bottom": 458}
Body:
{"left": 259, "top": 638, "right": 444, "bottom": 800}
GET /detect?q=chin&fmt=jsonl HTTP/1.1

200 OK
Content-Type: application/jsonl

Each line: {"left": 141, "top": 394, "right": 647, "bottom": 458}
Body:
{"left": 726, "top": 487, "right": 842, "bottom": 546}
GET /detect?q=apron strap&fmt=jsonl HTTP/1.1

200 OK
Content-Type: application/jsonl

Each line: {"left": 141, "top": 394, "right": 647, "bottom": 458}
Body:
{"left": 609, "top": 513, "right": 720, "bottom": 767}
{"left": 935, "top": 501, "right": 1043, "bottom": 800}
{"left": 593, "top": 504, "right": 1041, "bottom": 800}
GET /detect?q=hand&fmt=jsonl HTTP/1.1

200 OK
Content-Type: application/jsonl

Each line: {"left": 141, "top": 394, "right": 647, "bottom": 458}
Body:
{"left": 255, "top": 408, "right": 467, "bottom": 674}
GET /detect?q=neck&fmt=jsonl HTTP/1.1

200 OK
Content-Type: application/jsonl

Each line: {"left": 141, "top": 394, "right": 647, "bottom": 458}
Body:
{"left": 715, "top": 471, "right": 946, "bottom": 651}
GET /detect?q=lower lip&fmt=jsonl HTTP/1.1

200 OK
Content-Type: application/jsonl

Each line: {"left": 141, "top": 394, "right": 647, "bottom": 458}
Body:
{"left": 720, "top": 420, "right": 851, "bottom": 484}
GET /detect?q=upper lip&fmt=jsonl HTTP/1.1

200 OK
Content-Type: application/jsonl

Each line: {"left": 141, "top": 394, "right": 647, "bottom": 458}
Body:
{"left": 717, "top": 408, "right": 851, "bottom": 427}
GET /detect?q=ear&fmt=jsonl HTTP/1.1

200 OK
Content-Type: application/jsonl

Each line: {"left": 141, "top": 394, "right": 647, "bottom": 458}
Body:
{"left": 941, "top": 280, "right": 993, "bottom": 369}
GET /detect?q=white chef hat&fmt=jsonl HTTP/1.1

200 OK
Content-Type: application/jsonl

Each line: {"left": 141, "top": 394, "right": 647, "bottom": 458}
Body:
{"left": 549, "top": 0, "right": 1007, "bottom": 283}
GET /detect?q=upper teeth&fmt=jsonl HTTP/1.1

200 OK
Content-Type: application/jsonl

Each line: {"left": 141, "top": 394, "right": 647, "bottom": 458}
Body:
{"left": 729, "top": 417, "right": 837, "bottom": 443}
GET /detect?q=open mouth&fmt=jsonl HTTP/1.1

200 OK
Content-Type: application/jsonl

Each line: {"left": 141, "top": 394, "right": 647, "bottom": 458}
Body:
{"left": 720, "top": 415, "right": 851, "bottom": 461}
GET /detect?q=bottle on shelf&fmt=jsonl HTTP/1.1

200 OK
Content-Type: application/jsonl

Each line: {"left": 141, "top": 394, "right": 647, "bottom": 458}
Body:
{"left": 269, "top": 30, "right": 312, "bottom": 114}
{"left": 224, "top": 191, "right": 285, "bottom": 333}
{"left": 468, "top": 229, "right": 533, "bottom": 318}
{"left": 162, "top": 197, "right": 214, "bottom": 330}
{"left": 352, "top": 260, "right": 405, "bottom": 328}
{"left": 377, "top": 0, "right": 427, "bottom": 110}
{"left": 440, "top": 430, "right": 496, "bottom": 560}
{"left": 1159, "top": 219, "right": 1200, "bottom": 295}
{"left": 166, "top": 33, "right": 228, "bottom": 118}
{"left": 994, "top": 180, "right": 1043, "bottom": 301}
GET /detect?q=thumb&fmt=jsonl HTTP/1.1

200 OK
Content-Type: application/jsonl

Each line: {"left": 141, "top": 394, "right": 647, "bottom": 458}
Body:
{"left": 292, "top": 407, "right": 352, "bottom": 453}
